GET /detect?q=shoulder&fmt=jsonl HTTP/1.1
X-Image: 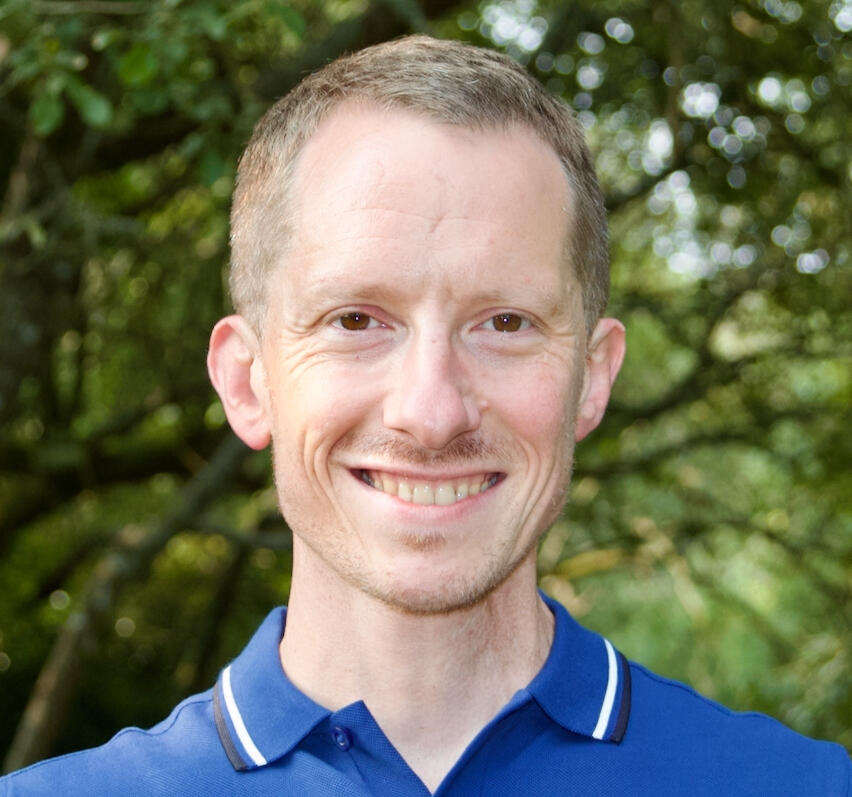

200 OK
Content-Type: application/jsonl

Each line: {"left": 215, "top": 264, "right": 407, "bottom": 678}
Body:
{"left": 0, "top": 690, "right": 234, "bottom": 796}
{"left": 620, "top": 661, "right": 851, "bottom": 795}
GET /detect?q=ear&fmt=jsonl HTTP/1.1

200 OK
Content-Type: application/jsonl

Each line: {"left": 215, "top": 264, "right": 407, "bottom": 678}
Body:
{"left": 207, "top": 315, "right": 271, "bottom": 450}
{"left": 575, "top": 318, "right": 625, "bottom": 442}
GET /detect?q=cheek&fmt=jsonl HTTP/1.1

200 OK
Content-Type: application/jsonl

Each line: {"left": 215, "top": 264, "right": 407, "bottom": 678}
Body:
{"left": 269, "top": 363, "right": 379, "bottom": 463}
{"left": 486, "top": 364, "right": 577, "bottom": 446}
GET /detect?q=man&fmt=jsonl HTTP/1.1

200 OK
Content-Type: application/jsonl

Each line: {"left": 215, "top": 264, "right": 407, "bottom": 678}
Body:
{"left": 2, "top": 35, "right": 848, "bottom": 796}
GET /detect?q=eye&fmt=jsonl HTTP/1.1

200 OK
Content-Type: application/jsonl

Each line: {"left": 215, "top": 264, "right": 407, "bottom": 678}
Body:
{"left": 486, "top": 313, "right": 529, "bottom": 333}
{"left": 333, "top": 311, "right": 381, "bottom": 331}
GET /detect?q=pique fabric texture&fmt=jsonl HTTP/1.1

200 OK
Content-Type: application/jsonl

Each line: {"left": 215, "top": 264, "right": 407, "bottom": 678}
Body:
{"left": 2, "top": 594, "right": 849, "bottom": 796}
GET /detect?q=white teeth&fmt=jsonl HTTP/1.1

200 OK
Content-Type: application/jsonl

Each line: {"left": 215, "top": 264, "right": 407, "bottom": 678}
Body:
{"left": 412, "top": 485, "right": 433, "bottom": 505}
{"left": 435, "top": 483, "right": 456, "bottom": 506}
{"left": 362, "top": 470, "right": 496, "bottom": 505}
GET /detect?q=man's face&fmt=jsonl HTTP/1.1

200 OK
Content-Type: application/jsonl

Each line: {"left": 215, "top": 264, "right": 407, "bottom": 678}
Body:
{"left": 256, "top": 105, "right": 592, "bottom": 614}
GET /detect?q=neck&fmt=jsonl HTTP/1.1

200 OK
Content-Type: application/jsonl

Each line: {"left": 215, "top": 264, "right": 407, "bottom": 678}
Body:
{"left": 279, "top": 548, "right": 554, "bottom": 792}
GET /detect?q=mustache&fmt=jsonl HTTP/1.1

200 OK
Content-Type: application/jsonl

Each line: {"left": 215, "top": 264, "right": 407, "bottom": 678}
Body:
{"left": 336, "top": 433, "right": 513, "bottom": 468}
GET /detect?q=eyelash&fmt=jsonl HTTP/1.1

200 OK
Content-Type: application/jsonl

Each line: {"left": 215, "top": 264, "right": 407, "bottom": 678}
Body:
{"left": 332, "top": 311, "right": 385, "bottom": 331}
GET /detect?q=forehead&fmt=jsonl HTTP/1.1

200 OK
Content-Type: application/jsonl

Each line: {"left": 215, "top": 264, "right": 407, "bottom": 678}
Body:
{"left": 294, "top": 103, "right": 569, "bottom": 224}
{"left": 273, "top": 104, "right": 576, "bottom": 310}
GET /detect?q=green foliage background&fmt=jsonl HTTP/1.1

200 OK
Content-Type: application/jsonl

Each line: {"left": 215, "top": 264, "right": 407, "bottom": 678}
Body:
{"left": 0, "top": 0, "right": 850, "bottom": 771}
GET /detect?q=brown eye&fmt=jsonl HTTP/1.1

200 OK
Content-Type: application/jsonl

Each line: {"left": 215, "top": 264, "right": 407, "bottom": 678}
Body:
{"left": 490, "top": 313, "right": 525, "bottom": 332}
{"left": 338, "top": 312, "right": 373, "bottom": 330}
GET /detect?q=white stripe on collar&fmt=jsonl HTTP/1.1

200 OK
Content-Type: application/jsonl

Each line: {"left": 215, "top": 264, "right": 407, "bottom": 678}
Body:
{"left": 222, "top": 664, "right": 268, "bottom": 766}
{"left": 592, "top": 638, "right": 618, "bottom": 740}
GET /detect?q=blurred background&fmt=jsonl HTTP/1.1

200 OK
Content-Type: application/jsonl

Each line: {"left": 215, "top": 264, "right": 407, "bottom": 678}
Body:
{"left": 0, "top": 0, "right": 850, "bottom": 772}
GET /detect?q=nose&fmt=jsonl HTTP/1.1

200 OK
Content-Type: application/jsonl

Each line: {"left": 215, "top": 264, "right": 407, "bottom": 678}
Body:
{"left": 382, "top": 333, "right": 481, "bottom": 450}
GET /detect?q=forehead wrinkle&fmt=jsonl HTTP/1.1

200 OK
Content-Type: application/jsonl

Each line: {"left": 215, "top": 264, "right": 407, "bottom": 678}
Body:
{"left": 297, "top": 111, "right": 569, "bottom": 231}
{"left": 294, "top": 205, "right": 507, "bottom": 273}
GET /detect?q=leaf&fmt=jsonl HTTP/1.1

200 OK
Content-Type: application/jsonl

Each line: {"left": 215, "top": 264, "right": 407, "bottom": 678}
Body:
{"left": 132, "top": 87, "right": 169, "bottom": 115}
{"left": 200, "top": 11, "right": 228, "bottom": 41}
{"left": 29, "top": 93, "right": 65, "bottom": 136}
{"left": 266, "top": 2, "right": 306, "bottom": 38}
{"left": 66, "top": 80, "right": 113, "bottom": 128}
{"left": 118, "top": 42, "right": 158, "bottom": 87}
{"left": 91, "top": 26, "right": 124, "bottom": 52}
{"left": 9, "top": 59, "right": 41, "bottom": 87}
{"left": 22, "top": 216, "right": 48, "bottom": 249}
{"left": 199, "top": 148, "right": 226, "bottom": 186}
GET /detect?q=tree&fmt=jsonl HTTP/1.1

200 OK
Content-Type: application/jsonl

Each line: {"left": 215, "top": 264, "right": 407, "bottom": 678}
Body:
{"left": 1, "top": 0, "right": 849, "bottom": 770}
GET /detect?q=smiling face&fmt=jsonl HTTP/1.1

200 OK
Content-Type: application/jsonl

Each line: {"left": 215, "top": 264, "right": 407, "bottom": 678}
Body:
{"left": 210, "top": 105, "right": 623, "bottom": 614}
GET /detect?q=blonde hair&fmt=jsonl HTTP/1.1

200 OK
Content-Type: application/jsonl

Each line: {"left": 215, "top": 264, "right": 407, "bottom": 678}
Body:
{"left": 230, "top": 35, "right": 608, "bottom": 333}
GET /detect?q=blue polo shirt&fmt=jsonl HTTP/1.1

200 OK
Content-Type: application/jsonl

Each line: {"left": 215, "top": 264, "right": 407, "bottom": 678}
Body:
{"left": 2, "top": 595, "right": 848, "bottom": 795}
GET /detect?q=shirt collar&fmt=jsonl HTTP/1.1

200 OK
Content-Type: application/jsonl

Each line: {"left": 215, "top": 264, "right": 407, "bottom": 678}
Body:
{"left": 213, "top": 608, "right": 329, "bottom": 770}
{"left": 214, "top": 595, "right": 631, "bottom": 771}
{"left": 529, "top": 592, "right": 631, "bottom": 744}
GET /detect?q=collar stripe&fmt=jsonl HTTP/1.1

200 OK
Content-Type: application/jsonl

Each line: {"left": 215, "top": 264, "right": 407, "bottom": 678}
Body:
{"left": 222, "top": 664, "right": 268, "bottom": 766}
{"left": 591, "top": 638, "right": 618, "bottom": 740}
{"left": 611, "top": 652, "right": 632, "bottom": 743}
{"left": 213, "top": 680, "right": 249, "bottom": 771}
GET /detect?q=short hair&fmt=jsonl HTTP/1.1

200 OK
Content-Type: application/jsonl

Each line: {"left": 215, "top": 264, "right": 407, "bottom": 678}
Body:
{"left": 230, "top": 35, "right": 608, "bottom": 334}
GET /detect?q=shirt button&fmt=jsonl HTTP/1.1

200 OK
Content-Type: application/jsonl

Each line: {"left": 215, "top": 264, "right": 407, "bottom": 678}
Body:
{"left": 330, "top": 725, "right": 352, "bottom": 751}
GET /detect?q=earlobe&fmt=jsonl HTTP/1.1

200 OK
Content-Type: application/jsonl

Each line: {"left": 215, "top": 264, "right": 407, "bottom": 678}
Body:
{"left": 207, "top": 315, "right": 272, "bottom": 450}
{"left": 575, "top": 318, "right": 626, "bottom": 442}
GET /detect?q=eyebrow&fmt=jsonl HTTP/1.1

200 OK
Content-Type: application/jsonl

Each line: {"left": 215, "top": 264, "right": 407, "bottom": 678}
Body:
{"left": 297, "top": 278, "right": 574, "bottom": 323}
{"left": 297, "top": 278, "right": 406, "bottom": 307}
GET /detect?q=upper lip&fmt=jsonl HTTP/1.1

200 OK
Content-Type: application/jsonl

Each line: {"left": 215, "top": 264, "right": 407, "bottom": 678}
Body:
{"left": 349, "top": 465, "right": 502, "bottom": 480}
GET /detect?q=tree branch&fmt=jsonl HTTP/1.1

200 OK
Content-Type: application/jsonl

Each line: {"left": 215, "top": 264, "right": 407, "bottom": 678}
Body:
{"left": 2, "top": 433, "right": 251, "bottom": 773}
{"left": 32, "top": 1, "right": 146, "bottom": 14}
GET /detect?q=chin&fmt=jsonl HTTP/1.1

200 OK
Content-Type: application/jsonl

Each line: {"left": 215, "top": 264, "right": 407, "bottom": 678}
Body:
{"left": 370, "top": 582, "right": 497, "bottom": 616}
{"left": 354, "top": 546, "right": 534, "bottom": 617}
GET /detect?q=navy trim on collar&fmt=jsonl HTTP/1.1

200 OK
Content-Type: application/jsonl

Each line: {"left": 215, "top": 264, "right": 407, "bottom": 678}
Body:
{"left": 526, "top": 593, "right": 631, "bottom": 743}
{"left": 214, "top": 596, "right": 632, "bottom": 771}
{"left": 611, "top": 651, "right": 632, "bottom": 742}
{"left": 214, "top": 608, "right": 330, "bottom": 770}
{"left": 213, "top": 680, "right": 249, "bottom": 771}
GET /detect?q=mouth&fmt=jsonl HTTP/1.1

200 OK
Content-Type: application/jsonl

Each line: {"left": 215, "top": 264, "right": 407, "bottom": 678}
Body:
{"left": 354, "top": 469, "right": 502, "bottom": 506}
